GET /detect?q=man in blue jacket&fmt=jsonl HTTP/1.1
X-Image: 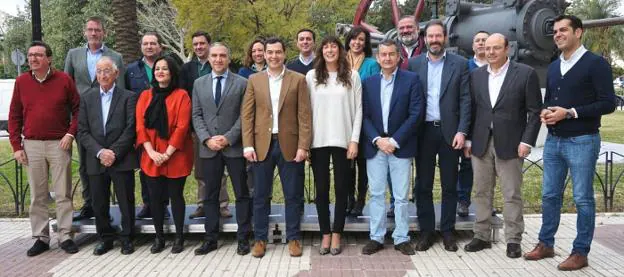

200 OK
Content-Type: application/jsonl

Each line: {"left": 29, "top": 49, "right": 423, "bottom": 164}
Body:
{"left": 524, "top": 14, "right": 616, "bottom": 271}
{"left": 360, "top": 39, "right": 423, "bottom": 256}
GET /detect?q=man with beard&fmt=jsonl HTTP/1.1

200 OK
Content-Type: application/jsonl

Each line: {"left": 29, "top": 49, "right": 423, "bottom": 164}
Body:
{"left": 397, "top": 16, "right": 426, "bottom": 70}
{"left": 457, "top": 30, "right": 490, "bottom": 217}
{"left": 407, "top": 20, "right": 470, "bottom": 252}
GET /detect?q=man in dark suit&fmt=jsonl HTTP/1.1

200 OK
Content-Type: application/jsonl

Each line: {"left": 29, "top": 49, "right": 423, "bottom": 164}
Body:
{"left": 407, "top": 20, "right": 470, "bottom": 252}
{"left": 462, "top": 33, "right": 542, "bottom": 258}
{"left": 360, "top": 39, "right": 423, "bottom": 256}
{"left": 77, "top": 56, "right": 138, "bottom": 255}
{"left": 64, "top": 16, "right": 125, "bottom": 220}
{"left": 242, "top": 37, "right": 312, "bottom": 258}
{"left": 192, "top": 42, "right": 252, "bottom": 256}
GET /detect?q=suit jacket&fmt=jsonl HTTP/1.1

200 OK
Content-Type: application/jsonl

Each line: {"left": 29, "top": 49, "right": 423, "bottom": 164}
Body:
{"left": 77, "top": 86, "right": 138, "bottom": 175}
{"left": 408, "top": 52, "right": 471, "bottom": 146}
{"left": 241, "top": 69, "right": 312, "bottom": 162}
{"left": 361, "top": 69, "right": 424, "bottom": 159}
{"left": 64, "top": 46, "right": 125, "bottom": 94}
{"left": 469, "top": 61, "right": 543, "bottom": 160}
{"left": 180, "top": 58, "right": 212, "bottom": 98}
{"left": 192, "top": 71, "right": 247, "bottom": 158}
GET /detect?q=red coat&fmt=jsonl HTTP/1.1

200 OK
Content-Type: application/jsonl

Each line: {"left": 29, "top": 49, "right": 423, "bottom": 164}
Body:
{"left": 136, "top": 88, "right": 193, "bottom": 178}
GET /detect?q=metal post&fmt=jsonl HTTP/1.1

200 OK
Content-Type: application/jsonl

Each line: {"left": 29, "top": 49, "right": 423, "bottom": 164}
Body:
{"left": 31, "top": 0, "right": 42, "bottom": 41}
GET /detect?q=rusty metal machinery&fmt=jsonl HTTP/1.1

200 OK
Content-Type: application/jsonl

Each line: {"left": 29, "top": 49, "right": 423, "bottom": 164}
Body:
{"left": 337, "top": 0, "right": 624, "bottom": 82}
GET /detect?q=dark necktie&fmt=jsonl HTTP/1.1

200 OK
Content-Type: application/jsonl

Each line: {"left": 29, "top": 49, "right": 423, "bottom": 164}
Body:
{"left": 215, "top": 76, "right": 223, "bottom": 105}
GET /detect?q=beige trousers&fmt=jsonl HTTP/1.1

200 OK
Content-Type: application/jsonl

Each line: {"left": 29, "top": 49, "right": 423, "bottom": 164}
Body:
{"left": 471, "top": 137, "right": 525, "bottom": 243}
{"left": 24, "top": 139, "right": 73, "bottom": 243}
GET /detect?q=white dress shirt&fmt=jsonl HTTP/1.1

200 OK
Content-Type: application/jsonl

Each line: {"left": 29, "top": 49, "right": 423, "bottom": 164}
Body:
{"left": 487, "top": 59, "right": 510, "bottom": 109}
{"left": 268, "top": 67, "right": 285, "bottom": 134}
{"left": 560, "top": 45, "right": 587, "bottom": 76}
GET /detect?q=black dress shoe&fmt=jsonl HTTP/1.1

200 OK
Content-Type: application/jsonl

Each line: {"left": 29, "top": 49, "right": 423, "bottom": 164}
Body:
{"left": 121, "top": 240, "right": 134, "bottom": 255}
{"left": 171, "top": 236, "right": 184, "bottom": 254}
{"left": 394, "top": 241, "right": 415, "bottom": 255}
{"left": 442, "top": 232, "right": 458, "bottom": 252}
{"left": 136, "top": 205, "right": 151, "bottom": 219}
{"left": 415, "top": 232, "right": 435, "bottom": 251}
{"left": 73, "top": 206, "right": 94, "bottom": 221}
{"left": 194, "top": 240, "right": 218, "bottom": 255}
{"left": 386, "top": 207, "right": 395, "bottom": 218}
{"left": 361, "top": 240, "right": 384, "bottom": 255}
{"left": 506, "top": 243, "right": 522, "bottom": 258}
{"left": 150, "top": 237, "right": 165, "bottom": 254}
{"left": 457, "top": 202, "right": 469, "bottom": 217}
{"left": 93, "top": 241, "right": 114, "bottom": 256}
{"left": 350, "top": 201, "right": 364, "bottom": 217}
{"left": 27, "top": 239, "right": 49, "bottom": 257}
{"left": 237, "top": 240, "right": 250, "bottom": 255}
{"left": 60, "top": 239, "right": 79, "bottom": 254}
{"left": 464, "top": 238, "right": 492, "bottom": 252}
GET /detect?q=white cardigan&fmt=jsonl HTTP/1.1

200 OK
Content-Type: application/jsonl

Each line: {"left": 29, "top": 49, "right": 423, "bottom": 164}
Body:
{"left": 306, "top": 70, "right": 362, "bottom": 149}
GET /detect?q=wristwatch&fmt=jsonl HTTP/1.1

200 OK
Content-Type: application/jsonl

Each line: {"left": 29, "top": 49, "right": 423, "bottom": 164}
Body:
{"left": 565, "top": 109, "right": 574, "bottom": 119}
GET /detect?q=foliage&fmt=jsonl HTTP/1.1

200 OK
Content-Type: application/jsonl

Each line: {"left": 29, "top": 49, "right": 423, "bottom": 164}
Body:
{"left": 137, "top": 0, "right": 189, "bottom": 62}
{"left": 1, "top": 9, "right": 32, "bottom": 78}
{"left": 568, "top": 0, "right": 624, "bottom": 64}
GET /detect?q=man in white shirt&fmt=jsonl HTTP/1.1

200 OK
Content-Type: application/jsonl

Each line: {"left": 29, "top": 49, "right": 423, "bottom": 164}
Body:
{"left": 462, "top": 33, "right": 542, "bottom": 258}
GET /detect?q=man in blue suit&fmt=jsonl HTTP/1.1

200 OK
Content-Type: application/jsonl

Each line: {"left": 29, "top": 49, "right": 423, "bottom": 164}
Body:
{"left": 360, "top": 39, "right": 423, "bottom": 256}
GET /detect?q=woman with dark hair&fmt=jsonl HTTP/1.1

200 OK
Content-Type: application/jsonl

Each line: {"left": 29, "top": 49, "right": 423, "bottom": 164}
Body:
{"left": 238, "top": 39, "right": 267, "bottom": 79}
{"left": 306, "top": 36, "right": 362, "bottom": 256}
{"left": 344, "top": 26, "right": 381, "bottom": 217}
{"left": 135, "top": 56, "right": 193, "bottom": 254}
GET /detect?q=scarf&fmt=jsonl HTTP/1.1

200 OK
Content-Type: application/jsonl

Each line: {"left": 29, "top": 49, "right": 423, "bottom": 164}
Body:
{"left": 347, "top": 51, "right": 365, "bottom": 71}
{"left": 144, "top": 85, "right": 173, "bottom": 139}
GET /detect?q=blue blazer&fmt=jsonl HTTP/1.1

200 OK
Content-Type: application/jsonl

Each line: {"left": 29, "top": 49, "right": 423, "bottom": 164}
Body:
{"left": 361, "top": 69, "right": 424, "bottom": 159}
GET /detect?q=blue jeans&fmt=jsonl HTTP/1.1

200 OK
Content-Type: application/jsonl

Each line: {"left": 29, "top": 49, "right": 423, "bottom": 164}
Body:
{"left": 539, "top": 133, "right": 600, "bottom": 256}
{"left": 367, "top": 151, "right": 412, "bottom": 245}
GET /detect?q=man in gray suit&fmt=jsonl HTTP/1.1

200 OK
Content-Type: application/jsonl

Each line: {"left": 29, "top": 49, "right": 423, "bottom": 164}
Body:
{"left": 77, "top": 57, "right": 138, "bottom": 255}
{"left": 192, "top": 43, "right": 252, "bottom": 256}
{"left": 65, "top": 16, "right": 125, "bottom": 220}
{"left": 462, "top": 34, "right": 542, "bottom": 258}
{"left": 407, "top": 20, "right": 471, "bottom": 252}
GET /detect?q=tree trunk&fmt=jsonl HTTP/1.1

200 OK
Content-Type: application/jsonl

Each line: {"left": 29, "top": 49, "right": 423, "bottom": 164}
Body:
{"left": 112, "top": 0, "right": 140, "bottom": 64}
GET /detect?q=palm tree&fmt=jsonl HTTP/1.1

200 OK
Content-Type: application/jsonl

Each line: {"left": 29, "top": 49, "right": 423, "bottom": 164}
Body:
{"left": 569, "top": 0, "right": 624, "bottom": 63}
{"left": 112, "top": 0, "right": 140, "bottom": 64}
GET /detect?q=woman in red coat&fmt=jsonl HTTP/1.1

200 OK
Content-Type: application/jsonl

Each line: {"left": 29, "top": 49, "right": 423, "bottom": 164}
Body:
{"left": 136, "top": 56, "right": 193, "bottom": 254}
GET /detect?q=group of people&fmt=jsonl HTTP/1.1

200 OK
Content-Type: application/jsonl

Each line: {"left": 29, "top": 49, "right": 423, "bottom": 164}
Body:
{"left": 8, "top": 13, "right": 615, "bottom": 272}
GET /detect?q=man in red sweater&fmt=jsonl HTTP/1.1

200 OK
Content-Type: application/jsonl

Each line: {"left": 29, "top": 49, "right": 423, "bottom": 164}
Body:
{"left": 8, "top": 41, "right": 81, "bottom": 257}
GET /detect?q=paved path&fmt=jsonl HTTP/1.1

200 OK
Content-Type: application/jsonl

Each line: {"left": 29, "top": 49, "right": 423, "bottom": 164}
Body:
{"left": 3, "top": 214, "right": 624, "bottom": 276}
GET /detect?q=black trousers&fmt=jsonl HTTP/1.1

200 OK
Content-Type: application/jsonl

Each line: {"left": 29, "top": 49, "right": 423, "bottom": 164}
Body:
{"left": 416, "top": 122, "right": 460, "bottom": 232}
{"left": 201, "top": 153, "right": 251, "bottom": 241}
{"left": 139, "top": 148, "right": 168, "bottom": 207}
{"left": 78, "top": 141, "right": 91, "bottom": 208}
{"left": 311, "top": 147, "right": 349, "bottom": 234}
{"left": 89, "top": 170, "right": 135, "bottom": 242}
{"left": 145, "top": 176, "right": 186, "bottom": 237}
{"left": 347, "top": 155, "right": 368, "bottom": 206}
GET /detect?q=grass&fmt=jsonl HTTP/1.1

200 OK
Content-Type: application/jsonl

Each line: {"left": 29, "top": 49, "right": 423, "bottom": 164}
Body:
{"left": 2, "top": 111, "right": 624, "bottom": 216}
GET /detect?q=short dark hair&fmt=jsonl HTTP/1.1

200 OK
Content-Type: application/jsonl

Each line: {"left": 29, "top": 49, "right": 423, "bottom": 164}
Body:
{"left": 29, "top": 41, "right": 53, "bottom": 57}
{"left": 191, "top": 31, "right": 211, "bottom": 44}
{"left": 264, "top": 37, "right": 286, "bottom": 52}
{"left": 474, "top": 30, "right": 490, "bottom": 37}
{"left": 424, "top": 19, "right": 447, "bottom": 37}
{"left": 151, "top": 56, "right": 180, "bottom": 90}
{"left": 377, "top": 39, "right": 399, "bottom": 53}
{"left": 345, "top": 25, "right": 373, "bottom": 57}
{"left": 554, "top": 14, "right": 584, "bottom": 31}
{"left": 142, "top": 31, "right": 162, "bottom": 46}
{"left": 296, "top": 28, "right": 316, "bottom": 41}
{"left": 85, "top": 16, "right": 105, "bottom": 31}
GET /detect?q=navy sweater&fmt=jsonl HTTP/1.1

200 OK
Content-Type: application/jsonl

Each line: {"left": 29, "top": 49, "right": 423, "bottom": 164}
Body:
{"left": 544, "top": 51, "right": 616, "bottom": 137}
{"left": 286, "top": 59, "right": 313, "bottom": 75}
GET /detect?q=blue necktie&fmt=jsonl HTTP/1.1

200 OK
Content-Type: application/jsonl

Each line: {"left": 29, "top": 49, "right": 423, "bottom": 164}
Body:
{"left": 215, "top": 76, "right": 223, "bottom": 105}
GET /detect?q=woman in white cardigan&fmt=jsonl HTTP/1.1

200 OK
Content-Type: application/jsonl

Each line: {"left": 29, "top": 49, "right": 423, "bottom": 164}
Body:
{"left": 306, "top": 36, "right": 362, "bottom": 256}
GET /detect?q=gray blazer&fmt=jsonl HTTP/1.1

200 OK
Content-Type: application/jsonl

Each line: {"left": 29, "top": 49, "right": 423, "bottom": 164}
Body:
{"left": 77, "top": 86, "right": 139, "bottom": 175}
{"left": 408, "top": 52, "right": 471, "bottom": 146}
{"left": 469, "top": 61, "right": 543, "bottom": 160}
{"left": 64, "top": 46, "right": 125, "bottom": 94}
{"left": 192, "top": 71, "right": 247, "bottom": 158}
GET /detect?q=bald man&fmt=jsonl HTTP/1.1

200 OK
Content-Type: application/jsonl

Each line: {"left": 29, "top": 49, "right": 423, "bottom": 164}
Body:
{"left": 462, "top": 33, "right": 542, "bottom": 258}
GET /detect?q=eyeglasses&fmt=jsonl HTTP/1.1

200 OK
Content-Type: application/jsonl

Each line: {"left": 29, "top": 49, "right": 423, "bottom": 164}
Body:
{"left": 27, "top": 53, "right": 46, "bottom": 58}
{"left": 96, "top": 69, "right": 115, "bottom": 75}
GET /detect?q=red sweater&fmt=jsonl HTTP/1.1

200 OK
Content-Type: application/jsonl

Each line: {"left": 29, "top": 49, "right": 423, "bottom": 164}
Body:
{"left": 8, "top": 70, "right": 80, "bottom": 151}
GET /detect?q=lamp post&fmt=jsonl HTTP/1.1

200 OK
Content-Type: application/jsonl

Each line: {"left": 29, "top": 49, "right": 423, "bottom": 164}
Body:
{"left": 31, "top": 0, "right": 42, "bottom": 41}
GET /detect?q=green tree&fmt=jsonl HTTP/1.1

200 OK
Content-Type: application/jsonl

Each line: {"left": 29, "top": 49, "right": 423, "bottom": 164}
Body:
{"left": 568, "top": 0, "right": 624, "bottom": 64}
{"left": 1, "top": 9, "right": 31, "bottom": 78}
{"left": 112, "top": 0, "right": 141, "bottom": 63}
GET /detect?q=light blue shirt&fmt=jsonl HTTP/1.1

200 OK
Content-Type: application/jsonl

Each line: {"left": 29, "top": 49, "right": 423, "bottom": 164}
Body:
{"left": 100, "top": 83, "right": 115, "bottom": 135}
{"left": 86, "top": 44, "right": 105, "bottom": 82}
{"left": 425, "top": 52, "right": 445, "bottom": 121}
{"left": 212, "top": 70, "right": 229, "bottom": 99}
{"left": 372, "top": 68, "right": 400, "bottom": 149}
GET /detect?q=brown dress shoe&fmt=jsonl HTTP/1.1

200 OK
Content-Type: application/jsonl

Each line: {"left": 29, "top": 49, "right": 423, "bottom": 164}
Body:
{"left": 189, "top": 206, "right": 205, "bottom": 219}
{"left": 523, "top": 242, "right": 555, "bottom": 260}
{"left": 288, "top": 240, "right": 302, "bottom": 257}
{"left": 558, "top": 253, "right": 588, "bottom": 271}
{"left": 251, "top": 240, "right": 267, "bottom": 258}
{"left": 220, "top": 207, "right": 233, "bottom": 218}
